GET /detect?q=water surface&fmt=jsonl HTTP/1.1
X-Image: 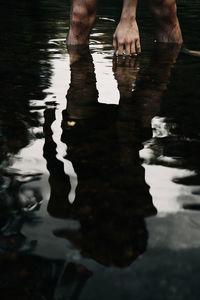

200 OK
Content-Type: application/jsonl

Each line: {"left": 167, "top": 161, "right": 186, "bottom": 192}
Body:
{"left": 0, "top": 0, "right": 200, "bottom": 299}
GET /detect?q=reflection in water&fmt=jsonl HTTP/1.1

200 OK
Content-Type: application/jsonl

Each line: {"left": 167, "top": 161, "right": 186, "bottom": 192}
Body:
{"left": 42, "top": 44, "right": 180, "bottom": 297}
{"left": 45, "top": 46, "right": 156, "bottom": 268}
{"left": 139, "top": 46, "right": 200, "bottom": 212}
{"left": 0, "top": 0, "right": 200, "bottom": 298}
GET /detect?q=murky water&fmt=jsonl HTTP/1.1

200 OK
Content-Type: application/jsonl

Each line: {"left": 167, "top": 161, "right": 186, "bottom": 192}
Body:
{"left": 0, "top": 0, "right": 200, "bottom": 299}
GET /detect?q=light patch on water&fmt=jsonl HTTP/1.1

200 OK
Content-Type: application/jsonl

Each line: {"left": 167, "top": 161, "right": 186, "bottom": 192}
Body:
{"left": 10, "top": 139, "right": 46, "bottom": 174}
{"left": 91, "top": 33, "right": 105, "bottom": 37}
{"left": 92, "top": 52, "right": 120, "bottom": 104}
{"left": 51, "top": 114, "right": 78, "bottom": 204}
{"left": 140, "top": 115, "right": 200, "bottom": 214}
{"left": 44, "top": 53, "right": 78, "bottom": 204}
{"left": 48, "top": 38, "right": 66, "bottom": 45}
{"left": 143, "top": 164, "right": 196, "bottom": 213}
{"left": 147, "top": 210, "right": 200, "bottom": 251}
{"left": 7, "top": 51, "right": 79, "bottom": 205}
{"left": 98, "top": 17, "right": 115, "bottom": 22}
{"left": 151, "top": 116, "right": 176, "bottom": 138}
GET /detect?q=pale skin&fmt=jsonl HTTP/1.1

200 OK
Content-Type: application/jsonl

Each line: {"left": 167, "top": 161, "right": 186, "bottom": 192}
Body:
{"left": 67, "top": 0, "right": 183, "bottom": 55}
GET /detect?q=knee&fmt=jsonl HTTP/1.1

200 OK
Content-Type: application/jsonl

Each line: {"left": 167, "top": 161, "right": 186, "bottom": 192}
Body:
{"left": 150, "top": 0, "right": 177, "bottom": 23}
{"left": 70, "top": 2, "right": 96, "bottom": 28}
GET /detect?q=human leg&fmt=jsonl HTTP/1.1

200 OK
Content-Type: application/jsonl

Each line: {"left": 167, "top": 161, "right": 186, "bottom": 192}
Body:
{"left": 67, "top": 0, "right": 97, "bottom": 45}
{"left": 149, "top": 0, "right": 183, "bottom": 43}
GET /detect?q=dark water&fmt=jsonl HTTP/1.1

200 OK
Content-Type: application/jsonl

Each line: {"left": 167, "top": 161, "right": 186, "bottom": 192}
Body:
{"left": 0, "top": 0, "right": 200, "bottom": 299}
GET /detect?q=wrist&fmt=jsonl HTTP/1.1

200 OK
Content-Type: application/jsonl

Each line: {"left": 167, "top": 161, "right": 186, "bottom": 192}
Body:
{"left": 120, "top": 15, "right": 136, "bottom": 24}
{"left": 120, "top": 0, "right": 137, "bottom": 21}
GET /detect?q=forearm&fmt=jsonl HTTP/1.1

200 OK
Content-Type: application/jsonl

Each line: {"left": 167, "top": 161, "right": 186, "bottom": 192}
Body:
{"left": 120, "top": 0, "right": 138, "bottom": 22}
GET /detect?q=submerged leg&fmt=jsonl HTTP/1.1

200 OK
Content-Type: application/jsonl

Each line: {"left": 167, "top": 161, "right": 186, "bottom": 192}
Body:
{"left": 149, "top": 0, "right": 183, "bottom": 44}
{"left": 67, "top": 0, "right": 97, "bottom": 45}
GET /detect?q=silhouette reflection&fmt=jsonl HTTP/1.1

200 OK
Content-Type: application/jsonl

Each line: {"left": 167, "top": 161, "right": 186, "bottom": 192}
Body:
{"left": 43, "top": 44, "right": 182, "bottom": 298}
{"left": 44, "top": 46, "right": 183, "bottom": 269}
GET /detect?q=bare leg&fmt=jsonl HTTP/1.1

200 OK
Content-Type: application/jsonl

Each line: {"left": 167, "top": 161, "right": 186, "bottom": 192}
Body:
{"left": 149, "top": 0, "right": 183, "bottom": 44}
{"left": 67, "top": 0, "right": 97, "bottom": 45}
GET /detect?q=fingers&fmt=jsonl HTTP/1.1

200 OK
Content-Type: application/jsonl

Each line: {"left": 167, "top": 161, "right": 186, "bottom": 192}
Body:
{"left": 125, "top": 43, "right": 131, "bottom": 56}
{"left": 113, "top": 38, "right": 117, "bottom": 54}
{"left": 118, "top": 43, "right": 124, "bottom": 56}
{"left": 131, "top": 42, "right": 136, "bottom": 55}
{"left": 136, "top": 39, "right": 141, "bottom": 54}
{"left": 114, "top": 39, "right": 141, "bottom": 56}
{"left": 131, "top": 39, "right": 141, "bottom": 55}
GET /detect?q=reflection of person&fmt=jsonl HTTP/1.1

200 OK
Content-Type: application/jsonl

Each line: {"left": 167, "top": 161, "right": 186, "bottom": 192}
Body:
{"left": 44, "top": 46, "right": 157, "bottom": 268}
{"left": 43, "top": 44, "right": 181, "bottom": 299}
{"left": 67, "top": 0, "right": 183, "bottom": 55}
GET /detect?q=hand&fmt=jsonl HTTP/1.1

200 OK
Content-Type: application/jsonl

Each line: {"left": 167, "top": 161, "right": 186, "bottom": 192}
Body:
{"left": 113, "top": 19, "right": 141, "bottom": 56}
